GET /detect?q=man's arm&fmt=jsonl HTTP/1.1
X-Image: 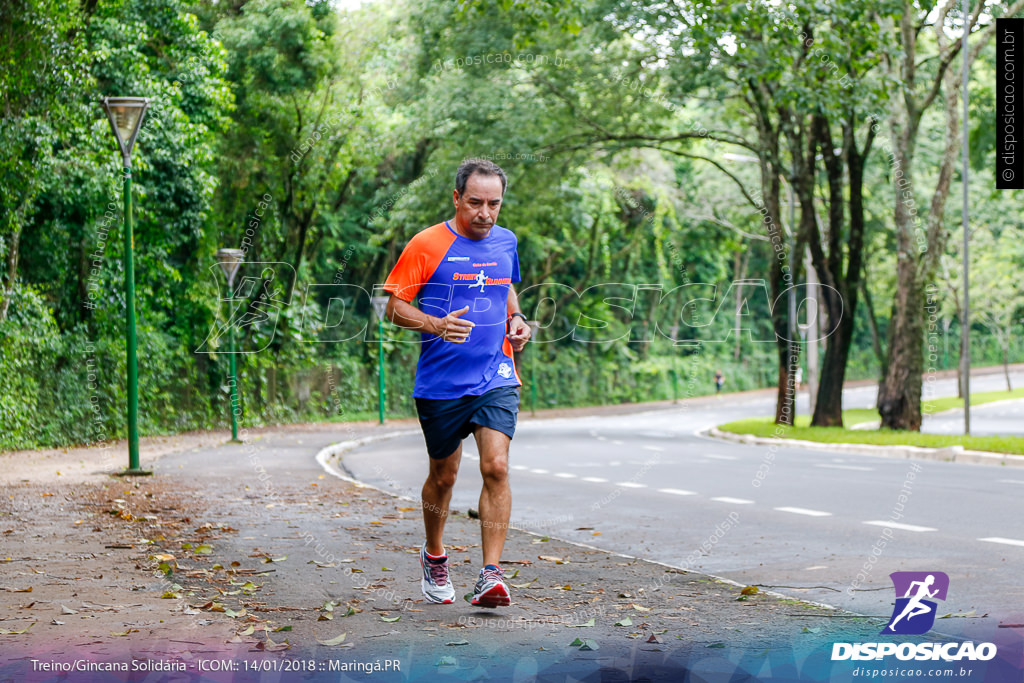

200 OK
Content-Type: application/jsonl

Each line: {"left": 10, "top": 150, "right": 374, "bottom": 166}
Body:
{"left": 505, "top": 285, "right": 531, "bottom": 352}
{"left": 385, "top": 294, "right": 474, "bottom": 344}
{"left": 507, "top": 285, "right": 522, "bottom": 316}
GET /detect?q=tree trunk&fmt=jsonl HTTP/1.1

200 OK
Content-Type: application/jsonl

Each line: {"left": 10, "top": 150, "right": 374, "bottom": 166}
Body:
{"left": 0, "top": 225, "right": 20, "bottom": 321}
{"left": 806, "top": 114, "right": 859, "bottom": 427}
{"left": 859, "top": 277, "right": 885, "bottom": 374}
{"left": 878, "top": 3, "right": 972, "bottom": 430}
{"left": 1004, "top": 342, "right": 1012, "bottom": 392}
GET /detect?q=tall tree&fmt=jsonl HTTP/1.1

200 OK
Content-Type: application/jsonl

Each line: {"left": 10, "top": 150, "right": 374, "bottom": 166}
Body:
{"left": 875, "top": 0, "right": 1024, "bottom": 430}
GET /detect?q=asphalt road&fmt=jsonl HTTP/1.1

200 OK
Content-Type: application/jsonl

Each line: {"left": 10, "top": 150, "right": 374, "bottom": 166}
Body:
{"left": 338, "top": 370, "right": 1024, "bottom": 643}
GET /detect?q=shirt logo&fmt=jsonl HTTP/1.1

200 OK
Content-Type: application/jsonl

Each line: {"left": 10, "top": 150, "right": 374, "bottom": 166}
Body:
{"left": 447, "top": 256, "right": 470, "bottom": 262}
{"left": 452, "top": 271, "right": 512, "bottom": 287}
{"left": 882, "top": 571, "right": 949, "bottom": 635}
{"left": 497, "top": 362, "right": 513, "bottom": 379}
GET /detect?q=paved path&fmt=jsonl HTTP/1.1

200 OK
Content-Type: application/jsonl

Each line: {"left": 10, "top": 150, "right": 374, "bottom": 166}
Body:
{"left": 340, "top": 371, "right": 1024, "bottom": 646}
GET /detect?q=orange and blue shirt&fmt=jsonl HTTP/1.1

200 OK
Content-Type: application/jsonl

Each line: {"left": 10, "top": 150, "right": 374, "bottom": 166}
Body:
{"left": 384, "top": 220, "right": 522, "bottom": 399}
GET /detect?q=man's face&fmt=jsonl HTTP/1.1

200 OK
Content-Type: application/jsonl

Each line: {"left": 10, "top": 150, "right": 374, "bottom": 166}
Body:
{"left": 453, "top": 172, "right": 503, "bottom": 240}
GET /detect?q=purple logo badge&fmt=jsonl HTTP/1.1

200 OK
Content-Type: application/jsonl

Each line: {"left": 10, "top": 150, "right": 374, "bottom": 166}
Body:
{"left": 882, "top": 571, "right": 949, "bottom": 635}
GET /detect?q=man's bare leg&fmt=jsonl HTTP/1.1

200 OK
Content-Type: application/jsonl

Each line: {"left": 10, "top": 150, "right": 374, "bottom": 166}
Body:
{"left": 474, "top": 426, "right": 511, "bottom": 567}
{"left": 422, "top": 444, "right": 462, "bottom": 556}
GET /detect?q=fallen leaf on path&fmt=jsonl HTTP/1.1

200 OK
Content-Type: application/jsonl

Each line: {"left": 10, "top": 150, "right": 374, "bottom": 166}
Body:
{"left": 436, "top": 656, "right": 457, "bottom": 666}
{"left": 578, "top": 638, "right": 599, "bottom": 651}
{"left": 706, "top": 642, "right": 726, "bottom": 648}
{"left": 615, "top": 617, "right": 633, "bottom": 627}
{"left": 273, "top": 625, "right": 292, "bottom": 632}
{"left": 317, "top": 633, "right": 347, "bottom": 646}
{"left": 381, "top": 616, "right": 401, "bottom": 623}
{"left": 631, "top": 604, "right": 651, "bottom": 612}
{"left": 237, "top": 626, "right": 255, "bottom": 636}
{"left": 740, "top": 586, "right": 759, "bottom": 596}
{"left": 51, "top": 620, "right": 64, "bottom": 626}
{"left": 4, "top": 587, "right": 32, "bottom": 593}
{"left": 255, "top": 636, "right": 290, "bottom": 651}
{"left": 0, "top": 624, "right": 35, "bottom": 634}
{"left": 567, "top": 618, "right": 595, "bottom": 628}
{"left": 61, "top": 605, "right": 77, "bottom": 614}
{"left": 264, "top": 556, "right": 287, "bottom": 563}
{"left": 446, "top": 640, "right": 469, "bottom": 646}
{"left": 538, "top": 556, "right": 566, "bottom": 564}
{"left": 802, "top": 627, "right": 822, "bottom": 634}
{"left": 111, "top": 629, "right": 138, "bottom": 636}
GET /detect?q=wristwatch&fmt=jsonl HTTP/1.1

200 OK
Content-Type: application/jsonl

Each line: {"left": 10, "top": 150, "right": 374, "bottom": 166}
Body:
{"left": 509, "top": 312, "right": 527, "bottom": 322}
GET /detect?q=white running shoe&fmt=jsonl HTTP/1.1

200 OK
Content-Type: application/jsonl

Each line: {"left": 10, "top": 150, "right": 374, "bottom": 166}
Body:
{"left": 470, "top": 564, "right": 510, "bottom": 608}
{"left": 419, "top": 543, "right": 455, "bottom": 604}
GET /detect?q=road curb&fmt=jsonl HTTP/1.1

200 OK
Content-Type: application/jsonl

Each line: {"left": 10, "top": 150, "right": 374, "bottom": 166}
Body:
{"left": 705, "top": 427, "right": 1024, "bottom": 467}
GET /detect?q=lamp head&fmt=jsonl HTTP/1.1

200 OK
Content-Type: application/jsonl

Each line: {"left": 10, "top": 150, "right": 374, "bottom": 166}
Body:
{"left": 101, "top": 96, "right": 150, "bottom": 167}
{"left": 370, "top": 295, "right": 389, "bottom": 322}
{"left": 216, "top": 248, "right": 245, "bottom": 287}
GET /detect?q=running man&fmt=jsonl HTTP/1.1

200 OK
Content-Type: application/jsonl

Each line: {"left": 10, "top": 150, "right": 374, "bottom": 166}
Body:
{"left": 887, "top": 574, "right": 939, "bottom": 630}
{"left": 383, "top": 158, "right": 531, "bottom": 608}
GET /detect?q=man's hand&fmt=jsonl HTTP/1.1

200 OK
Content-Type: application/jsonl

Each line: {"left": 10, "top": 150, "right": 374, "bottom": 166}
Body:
{"left": 432, "top": 305, "right": 475, "bottom": 343}
{"left": 506, "top": 315, "right": 531, "bottom": 352}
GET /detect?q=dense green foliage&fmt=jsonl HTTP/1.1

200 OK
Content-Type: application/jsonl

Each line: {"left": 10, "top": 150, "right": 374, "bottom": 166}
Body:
{"left": 1, "top": 0, "right": 1021, "bottom": 450}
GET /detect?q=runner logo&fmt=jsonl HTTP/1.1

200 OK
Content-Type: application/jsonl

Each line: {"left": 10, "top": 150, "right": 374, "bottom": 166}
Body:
{"left": 497, "top": 362, "right": 513, "bottom": 379}
{"left": 882, "top": 571, "right": 949, "bottom": 635}
{"left": 470, "top": 270, "right": 486, "bottom": 292}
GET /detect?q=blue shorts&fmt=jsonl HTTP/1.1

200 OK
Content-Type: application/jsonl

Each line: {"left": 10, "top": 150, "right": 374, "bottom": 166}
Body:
{"left": 415, "top": 386, "right": 520, "bottom": 459}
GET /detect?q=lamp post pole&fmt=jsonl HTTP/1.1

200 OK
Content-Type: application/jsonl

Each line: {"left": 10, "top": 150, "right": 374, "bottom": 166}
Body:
{"left": 101, "top": 96, "right": 150, "bottom": 476}
{"left": 669, "top": 324, "right": 680, "bottom": 404}
{"left": 371, "top": 296, "right": 389, "bottom": 425}
{"left": 216, "top": 249, "right": 245, "bottom": 442}
{"left": 961, "top": 0, "right": 971, "bottom": 435}
{"left": 527, "top": 320, "right": 541, "bottom": 416}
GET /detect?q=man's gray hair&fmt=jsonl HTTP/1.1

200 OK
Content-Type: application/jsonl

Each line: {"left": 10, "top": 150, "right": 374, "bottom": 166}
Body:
{"left": 455, "top": 158, "right": 507, "bottom": 196}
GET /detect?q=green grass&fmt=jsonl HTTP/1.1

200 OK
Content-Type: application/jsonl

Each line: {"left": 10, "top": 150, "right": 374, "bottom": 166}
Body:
{"left": 921, "top": 386, "right": 1024, "bottom": 414}
{"left": 718, "top": 388, "right": 1024, "bottom": 456}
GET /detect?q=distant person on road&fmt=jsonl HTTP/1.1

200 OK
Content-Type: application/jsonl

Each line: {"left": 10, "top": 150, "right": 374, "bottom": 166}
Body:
{"left": 794, "top": 366, "right": 803, "bottom": 391}
{"left": 383, "top": 158, "right": 530, "bottom": 608}
{"left": 714, "top": 369, "right": 724, "bottom": 394}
